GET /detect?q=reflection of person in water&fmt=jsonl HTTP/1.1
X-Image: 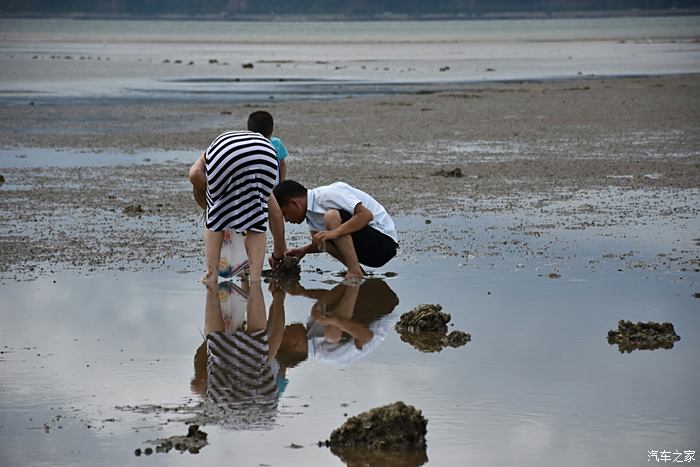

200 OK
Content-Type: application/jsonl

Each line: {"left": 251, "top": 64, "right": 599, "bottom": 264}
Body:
{"left": 276, "top": 279, "right": 399, "bottom": 368}
{"left": 191, "top": 279, "right": 288, "bottom": 429}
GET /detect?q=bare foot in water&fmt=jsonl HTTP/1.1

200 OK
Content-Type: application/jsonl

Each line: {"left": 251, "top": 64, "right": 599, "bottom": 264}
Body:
{"left": 201, "top": 269, "right": 218, "bottom": 288}
{"left": 344, "top": 268, "right": 364, "bottom": 283}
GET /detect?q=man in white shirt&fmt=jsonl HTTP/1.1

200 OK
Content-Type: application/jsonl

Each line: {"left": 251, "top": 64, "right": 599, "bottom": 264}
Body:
{"left": 272, "top": 180, "right": 398, "bottom": 280}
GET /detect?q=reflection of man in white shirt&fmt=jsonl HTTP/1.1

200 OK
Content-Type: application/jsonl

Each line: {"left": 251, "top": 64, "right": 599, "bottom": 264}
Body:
{"left": 272, "top": 180, "right": 398, "bottom": 280}
{"left": 279, "top": 279, "right": 399, "bottom": 367}
{"left": 307, "top": 310, "right": 396, "bottom": 366}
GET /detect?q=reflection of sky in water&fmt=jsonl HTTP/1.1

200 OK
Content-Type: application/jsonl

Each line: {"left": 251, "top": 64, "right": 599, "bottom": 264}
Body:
{"left": 1, "top": 210, "right": 698, "bottom": 466}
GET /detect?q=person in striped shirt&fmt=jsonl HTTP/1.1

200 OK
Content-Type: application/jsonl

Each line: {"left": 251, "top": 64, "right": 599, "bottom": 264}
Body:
{"left": 193, "top": 113, "right": 286, "bottom": 284}
{"left": 189, "top": 111, "right": 290, "bottom": 210}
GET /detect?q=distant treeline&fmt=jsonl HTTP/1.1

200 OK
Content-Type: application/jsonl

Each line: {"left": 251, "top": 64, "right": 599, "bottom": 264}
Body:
{"left": 1, "top": 0, "right": 698, "bottom": 17}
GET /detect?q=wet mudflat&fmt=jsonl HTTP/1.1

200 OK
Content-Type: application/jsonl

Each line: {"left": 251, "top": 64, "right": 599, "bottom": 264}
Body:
{"left": 1, "top": 211, "right": 698, "bottom": 467}
{"left": 0, "top": 69, "right": 698, "bottom": 467}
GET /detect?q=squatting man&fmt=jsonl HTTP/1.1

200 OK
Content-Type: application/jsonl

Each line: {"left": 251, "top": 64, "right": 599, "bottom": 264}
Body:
{"left": 271, "top": 180, "right": 398, "bottom": 280}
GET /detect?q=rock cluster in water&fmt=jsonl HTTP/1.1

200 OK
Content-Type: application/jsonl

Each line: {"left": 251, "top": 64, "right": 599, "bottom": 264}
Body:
{"left": 137, "top": 424, "right": 208, "bottom": 455}
{"left": 394, "top": 304, "right": 471, "bottom": 353}
{"left": 607, "top": 320, "right": 681, "bottom": 353}
{"left": 326, "top": 401, "right": 427, "bottom": 450}
{"left": 263, "top": 255, "right": 301, "bottom": 280}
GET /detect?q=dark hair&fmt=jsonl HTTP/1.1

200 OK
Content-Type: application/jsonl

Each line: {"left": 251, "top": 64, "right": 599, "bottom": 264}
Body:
{"left": 247, "top": 110, "right": 274, "bottom": 138}
{"left": 273, "top": 180, "right": 307, "bottom": 206}
{"left": 275, "top": 323, "right": 308, "bottom": 368}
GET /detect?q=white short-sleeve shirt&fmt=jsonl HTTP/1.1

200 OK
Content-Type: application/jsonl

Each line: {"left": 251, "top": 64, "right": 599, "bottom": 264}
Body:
{"left": 306, "top": 314, "right": 397, "bottom": 366}
{"left": 305, "top": 182, "right": 398, "bottom": 243}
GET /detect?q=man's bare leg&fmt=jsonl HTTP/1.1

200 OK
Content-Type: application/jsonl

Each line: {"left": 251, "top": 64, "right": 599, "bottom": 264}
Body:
{"left": 323, "top": 210, "right": 364, "bottom": 280}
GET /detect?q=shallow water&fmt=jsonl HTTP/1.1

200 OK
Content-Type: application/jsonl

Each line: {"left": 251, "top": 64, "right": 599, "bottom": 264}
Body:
{"left": 1, "top": 16, "right": 699, "bottom": 102}
{"left": 0, "top": 148, "right": 195, "bottom": 169}
{"left": 1, "top": 210, "right": 698, "bottom": 467}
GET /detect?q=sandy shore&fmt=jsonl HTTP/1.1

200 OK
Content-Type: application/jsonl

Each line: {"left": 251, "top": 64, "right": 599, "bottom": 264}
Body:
{"left": 0, "top": 74, "right": 699, "bottom": 279}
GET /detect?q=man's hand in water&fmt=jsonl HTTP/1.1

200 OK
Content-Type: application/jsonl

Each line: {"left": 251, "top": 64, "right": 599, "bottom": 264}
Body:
{"left": 268, "top": 254, "right": 282, "bottom": 270}
{"left": 286, "top": 246, "right": 308, "bottom": 260}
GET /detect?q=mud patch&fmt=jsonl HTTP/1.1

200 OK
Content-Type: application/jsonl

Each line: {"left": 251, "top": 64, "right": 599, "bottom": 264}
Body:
{"left": 607, "top": 320, "right": 681, "bottom": 353}
{"left": 395, "top": 304, "right": 471, "bottom": 353}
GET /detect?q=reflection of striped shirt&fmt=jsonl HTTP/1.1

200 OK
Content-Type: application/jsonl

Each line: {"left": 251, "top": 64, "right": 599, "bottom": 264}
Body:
{"left": 205, "top": 131, "right": 278, "bottom": 232}
{"left": 206, "top": 330, "right": 278, "bottom": 427}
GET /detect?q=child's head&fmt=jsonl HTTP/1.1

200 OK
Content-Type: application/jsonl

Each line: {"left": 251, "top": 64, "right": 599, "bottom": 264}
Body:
{"left": 247, "top": 110, "right": 274, "bottom": 139}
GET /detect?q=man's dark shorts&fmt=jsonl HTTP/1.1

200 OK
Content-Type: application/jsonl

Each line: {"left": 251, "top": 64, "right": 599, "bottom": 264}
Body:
{"left": 339, "top": 210, "right": 398, "bottom": 267}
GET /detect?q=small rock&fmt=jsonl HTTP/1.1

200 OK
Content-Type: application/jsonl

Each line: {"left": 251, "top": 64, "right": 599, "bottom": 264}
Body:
{"left": 395, "top": 304, "right": 450, "bottom": 334}
{"left": 431, "top": 167, "right": 463, "bottom": 178}
{"left": 607, "top": 320, "right": 681, "bottom": 353}
{"left": 329, "top": 401, "right": 427, "bottom": 450}
{"left": 147, "top": 424, "right": 208, "bottom": 455}
{"left": 122, "top": 204, "right": 144, "bottom": 216}
{"left": 395, "top": 304, "right": 471, "bottom": 353}
{"left": 242, "top": 62, "right": 254, "bottom": 69}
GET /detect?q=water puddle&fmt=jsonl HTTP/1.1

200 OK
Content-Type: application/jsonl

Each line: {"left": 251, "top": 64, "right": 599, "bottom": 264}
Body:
{"left": 0, "top": 148, "right": 195, "bottom": 169}
{"left": 1, "top": 218, "right": 698, "bottom": 466}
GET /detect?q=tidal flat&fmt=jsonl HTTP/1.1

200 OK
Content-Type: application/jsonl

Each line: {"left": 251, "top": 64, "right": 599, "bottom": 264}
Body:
{"left": 1, "top": 72, "right": 699, "bottom": 466}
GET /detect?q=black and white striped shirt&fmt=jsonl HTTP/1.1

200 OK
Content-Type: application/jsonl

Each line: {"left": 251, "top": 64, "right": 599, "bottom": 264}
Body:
{"left": 205, "top": 131, "right": 278, "bottom": 232}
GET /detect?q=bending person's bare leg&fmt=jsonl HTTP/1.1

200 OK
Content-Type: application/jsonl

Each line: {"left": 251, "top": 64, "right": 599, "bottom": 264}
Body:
{"left": 188, "top": 154, "right": 207, "bottom": 210}
{"left": 245, "top": 281, "right": 266, "bottom": 332}
{"left": 204, "top": 229, "right": 224, "bottom": 285}
{"left": 244, "top": 231, "right": 266, "bottom": 282}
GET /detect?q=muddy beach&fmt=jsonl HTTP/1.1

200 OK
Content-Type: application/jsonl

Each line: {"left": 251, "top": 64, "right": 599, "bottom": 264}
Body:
{"left": 1, "top": 74, "right": 699, "bottom": 279}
